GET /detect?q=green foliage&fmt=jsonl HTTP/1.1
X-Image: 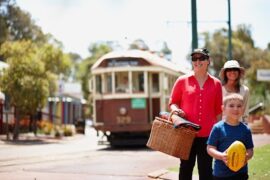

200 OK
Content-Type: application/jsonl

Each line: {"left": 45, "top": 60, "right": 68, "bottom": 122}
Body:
{"left": 38, "top": 120, "right": 54, "bottom": 135}
{"left": 0, "top": 40, "right": 49, "bottom": 115}
{"left": 246, "top": 57, "right": 270, "bottom": 113}
{"left": 63, "top": 124, "right": 75, "bottom": 136}
{"left": 38, "top": 43, "right": 72, "bottom": 76}
{"left": 76, "top": 42, "right": 112, "bottom": 118}
{"left": 79, "top": 42, "right": 112, "bottom": 100}
{"left": 37, "top": 120, "right": 76, "bottom": 137}
{"left": 0, "top": 1, "right": 47, "bottom": 45}
{"left": 202, "top": 24, "right": 270, "bottom": 112}
{"left": 68, "top": 52, "right": 82, "bottom": 82}
{"left": 204, "top": 24, "right": 256, "bottom": 77}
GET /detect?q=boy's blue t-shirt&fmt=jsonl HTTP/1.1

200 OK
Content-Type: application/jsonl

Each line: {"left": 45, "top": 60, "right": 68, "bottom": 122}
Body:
{"left": 207, "top": 120, "right": 254, "bottom": 177}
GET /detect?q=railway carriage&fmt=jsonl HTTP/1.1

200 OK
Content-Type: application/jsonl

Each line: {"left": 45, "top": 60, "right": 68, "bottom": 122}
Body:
{"left": 90, "top": 50, "right": 188, "bottom": 145}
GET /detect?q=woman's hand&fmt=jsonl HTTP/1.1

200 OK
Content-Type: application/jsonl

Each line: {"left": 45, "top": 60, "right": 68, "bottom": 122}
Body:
{"left": 173, "top": 108, "right": 185, "bottom": 118}
{"left": 170, "top": 104, "right": 185, "bottom": 117}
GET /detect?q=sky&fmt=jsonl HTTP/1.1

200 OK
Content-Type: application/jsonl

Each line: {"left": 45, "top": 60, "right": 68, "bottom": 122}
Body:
{"left": 16, "top": 0, "right": 270, "bottom": 69}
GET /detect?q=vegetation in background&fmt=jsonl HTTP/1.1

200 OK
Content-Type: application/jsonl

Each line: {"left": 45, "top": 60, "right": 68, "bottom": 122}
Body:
{"left": 77, "top": 42, "right": 112, "bottom": 118}
{"left": 0, "top": 40, "right": 71, "bottom": 139}
{"left": 37, "top": 120, "right": 76, "bottom": 137}
{"left": 0, "top": 0, "right": 74, "bottom": 140}
{"left": 201, "top": 24, "right": 270, "bottom": 113}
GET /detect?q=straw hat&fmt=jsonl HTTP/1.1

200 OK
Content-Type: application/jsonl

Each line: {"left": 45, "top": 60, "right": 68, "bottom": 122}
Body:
{"left": 219, "top": 60, "right": 245, "bottom": 80}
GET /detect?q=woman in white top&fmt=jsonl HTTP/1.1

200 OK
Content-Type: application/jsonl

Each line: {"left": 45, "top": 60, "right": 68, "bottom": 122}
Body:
{"left": 219, "top": 60, "right": 250, "bottom": 122}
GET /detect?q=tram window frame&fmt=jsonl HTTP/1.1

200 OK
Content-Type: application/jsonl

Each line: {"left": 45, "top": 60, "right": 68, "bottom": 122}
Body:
{"left": 104, "top": 73, "right": 112, "bottom": 94}
{"left": 95, "top": 75, "right": 102, "bottom": 94}
{"left": 132, "top": 71, "right": 144, "bottom": 93}
{"left": 151, "top": 73, "right": 160, "bottom": 93}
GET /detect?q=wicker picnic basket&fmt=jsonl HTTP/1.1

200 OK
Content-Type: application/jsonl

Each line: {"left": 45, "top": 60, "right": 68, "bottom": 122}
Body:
{"left": 146, "top": 115, "right": 197, "bottom": 160}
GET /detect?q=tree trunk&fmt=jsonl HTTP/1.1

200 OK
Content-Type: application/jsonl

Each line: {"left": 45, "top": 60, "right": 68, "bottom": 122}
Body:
{"left": 5, "top": 110, "right": 10, "bottom": 140}
{"left": 29, "top": 114, "right": 33, "bottom": 132}
{"left": 13, "top": 109, "right": 20, "bottom": 140}
{"left": 33, "top": 113, "right": 37, "bottom": 136}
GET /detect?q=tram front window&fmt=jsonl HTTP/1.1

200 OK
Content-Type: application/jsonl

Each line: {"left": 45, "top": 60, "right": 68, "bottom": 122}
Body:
{"left": 132, "top": 72, "right": 144, "bottom": 93}
{"left": 115, "top": 72, "right": 129, "bottom": 93}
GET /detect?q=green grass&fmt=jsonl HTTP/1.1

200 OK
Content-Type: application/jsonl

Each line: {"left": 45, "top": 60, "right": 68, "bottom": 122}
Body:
{"left": 167, "top": 144, "right": 270, "bottom": 179}
{"left": 249, "top": 144, "right": 270, "bottom": 180}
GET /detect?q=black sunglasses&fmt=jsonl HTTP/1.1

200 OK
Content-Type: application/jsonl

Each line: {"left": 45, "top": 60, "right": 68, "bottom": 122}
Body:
{"left": 191, "top": 56, "right": 208, "bottom": 62}
{"left": 226, "top": 68, "right": 240, "bottom": 72}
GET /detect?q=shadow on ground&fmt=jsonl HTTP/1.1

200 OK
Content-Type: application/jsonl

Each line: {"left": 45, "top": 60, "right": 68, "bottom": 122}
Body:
{"left": 2, "top": 139, "right": 57, "bottom": 146}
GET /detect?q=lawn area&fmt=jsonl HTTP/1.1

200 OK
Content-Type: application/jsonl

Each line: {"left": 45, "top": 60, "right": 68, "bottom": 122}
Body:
{"left": 168, "top": 144, "right": 270, "bottom": 179}
{"left": 249, "top": 144, "right": 270, "bottom": 180}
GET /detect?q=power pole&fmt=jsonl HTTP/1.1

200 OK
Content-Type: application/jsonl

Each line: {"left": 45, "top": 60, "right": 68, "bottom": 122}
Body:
{"left": 191, "top": 0, "right": 198, "bottom": 51}
{"left": 228, "top": 0, "right": 232, "bottom": 59}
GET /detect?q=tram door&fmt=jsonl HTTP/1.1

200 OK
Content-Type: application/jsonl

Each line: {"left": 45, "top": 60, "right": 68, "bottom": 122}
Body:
{"left": 148, "top": 73, "right": 160, "bottom": 122}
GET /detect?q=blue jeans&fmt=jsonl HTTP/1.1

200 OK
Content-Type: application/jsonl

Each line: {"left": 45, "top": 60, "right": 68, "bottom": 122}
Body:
{"left": 179, "top": 137, "right": 213, "bottom": 180}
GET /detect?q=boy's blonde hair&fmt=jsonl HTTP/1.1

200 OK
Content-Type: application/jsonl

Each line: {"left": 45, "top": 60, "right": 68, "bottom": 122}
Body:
{"left": 223, "top": 93, "right": 244, "bottom": 106}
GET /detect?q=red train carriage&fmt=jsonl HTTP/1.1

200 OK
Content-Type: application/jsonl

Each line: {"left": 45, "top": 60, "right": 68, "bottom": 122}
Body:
{"left": 90, "top": 50, "right": 187, "bottom": 146}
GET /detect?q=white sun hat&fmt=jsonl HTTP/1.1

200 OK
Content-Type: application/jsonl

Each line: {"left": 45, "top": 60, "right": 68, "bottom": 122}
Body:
{"left": 219, "top": 60, "right": 245, "bottom": 80}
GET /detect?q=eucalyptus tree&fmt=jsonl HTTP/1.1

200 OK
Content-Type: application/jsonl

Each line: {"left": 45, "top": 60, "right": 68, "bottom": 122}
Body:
{"left": 246, "top": 50, "right": 270, "bottom": 112}
{"left": 0, "top": 40, "right": 49, "bottom": 139}
{"left": 202, "top": 24, "right": 270, "bottom": 112}
{"left": 78, "top": 42, "right": 112, "bottom": 117}
{"left": 0, "top": 0, "right": 46, "bottom": 45}
{"left": 203, "top": 24, "right": 259, "bottom": 77}
{"left": 0, "top": 40, "right": 72, "bottom": 140}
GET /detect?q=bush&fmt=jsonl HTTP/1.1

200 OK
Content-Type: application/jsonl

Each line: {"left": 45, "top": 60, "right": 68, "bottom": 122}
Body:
{"left": 63, "top": 124, "right": 76, "bottom": 136}
{"left": 37, "top": 120, "right": 53, "bottom": 135}
{"left": 37, "top": 120, "right": 76, "bottom": 137}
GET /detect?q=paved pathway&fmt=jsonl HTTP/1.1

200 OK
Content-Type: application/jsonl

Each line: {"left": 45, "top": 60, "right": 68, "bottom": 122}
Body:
{"left": 0, "top": 132, "right": 269, "bottom": 180}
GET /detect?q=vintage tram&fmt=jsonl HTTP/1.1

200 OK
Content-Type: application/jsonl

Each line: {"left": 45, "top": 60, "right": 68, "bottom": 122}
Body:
{"left": 90, "top": 50, "right": 188, "bottom": 145}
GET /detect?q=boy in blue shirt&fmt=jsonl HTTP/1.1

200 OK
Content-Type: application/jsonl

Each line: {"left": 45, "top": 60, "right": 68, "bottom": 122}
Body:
{"left": 207, "top": 93, "right": 254, "bottom": 180}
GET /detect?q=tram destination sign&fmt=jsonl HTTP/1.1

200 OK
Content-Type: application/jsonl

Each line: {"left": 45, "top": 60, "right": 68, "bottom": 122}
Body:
{"left": 108, "top": 59, "right": 138, "bottom": 67}
{"left": 131, "top": 98, "right": 146, "bottom": 109}
{"left": 257, "top": 69, "right": 270, "bottom": 81}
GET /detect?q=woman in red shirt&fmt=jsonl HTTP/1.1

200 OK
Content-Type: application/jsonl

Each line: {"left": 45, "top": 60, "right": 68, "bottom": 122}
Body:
{"left": 169, "top": 48, "right": 223, "bottom": 180}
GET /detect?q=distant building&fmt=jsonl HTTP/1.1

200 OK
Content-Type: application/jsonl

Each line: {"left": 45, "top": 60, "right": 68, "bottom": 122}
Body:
{"left": 44, "top": 82, "right": 86, "bottom": 126}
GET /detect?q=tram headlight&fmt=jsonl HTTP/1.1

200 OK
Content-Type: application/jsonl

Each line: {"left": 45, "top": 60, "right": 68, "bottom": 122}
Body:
{"left": 119, "top": 107, "right": 127, "bottom": 115}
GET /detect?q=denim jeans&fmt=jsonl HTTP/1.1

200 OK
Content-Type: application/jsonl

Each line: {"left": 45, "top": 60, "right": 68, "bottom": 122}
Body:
{"left": 179, "top": 137, "right": 213, "bottom": 180}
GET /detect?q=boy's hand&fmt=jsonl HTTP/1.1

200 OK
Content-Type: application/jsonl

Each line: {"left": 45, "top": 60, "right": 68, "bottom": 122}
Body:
{"left": 245, "top": 149, "right": 254, "bottom": 164}
{"left": 220, "top": 151, "right": 228, "bottom": 165}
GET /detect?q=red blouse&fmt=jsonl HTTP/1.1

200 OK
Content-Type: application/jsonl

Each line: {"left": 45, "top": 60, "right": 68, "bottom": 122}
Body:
{"left": 169, "top": 74, "right": 223, "bottom": 137}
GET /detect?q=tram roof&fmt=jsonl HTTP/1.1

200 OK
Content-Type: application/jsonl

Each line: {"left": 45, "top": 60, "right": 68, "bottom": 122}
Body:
{"left": 91, "top": 50, "right": 190, "bottom": 74}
